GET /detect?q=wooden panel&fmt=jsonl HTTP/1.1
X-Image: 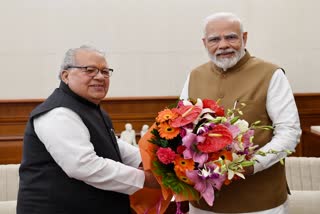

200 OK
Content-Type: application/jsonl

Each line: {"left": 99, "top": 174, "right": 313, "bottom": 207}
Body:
{"left": 300, "top": 129, "right": 320, "bottom": 157}
{"left": 0, "top": 97, "right": 177, "bottom": 137}
{"left": 0, "top": 97, "right": 178, "bottom": 164}
{"left": 294, "top": 93, "right": 320, "bottom": 157}
{"left": 0, "top": 99, "right": 42, "bottom": 136}
{"left": 0, "top": 93, "right": 320, "bottom": 163}
{"left": 0, "top": 136, "right": 23, "bottom": 164}
{"left": 100, "top": 96, "right": 177, "bottom": 133}
{"left": 295, "top": 93, "right": 320, "bottom": 128}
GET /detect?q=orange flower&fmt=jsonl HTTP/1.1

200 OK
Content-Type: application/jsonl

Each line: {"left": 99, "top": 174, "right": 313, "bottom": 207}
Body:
{"left": 174, "top": 168, "right": 194, "bottom": 185}
{"left": 173, "top": 155, "right": 195, "bottom": 172}
{"left": 158, "top": 122, "right": 180, "bottom": 140}
{"left": 209, "top": 153, "right": 221, "bottom": 162}
{"left": 173, "top": 155, "right": 195, "bottom": 185}
{"left": 209, "top": 150, "right": 233, "bottom": 167}
{"left": 156, "top": 109, "right": 177, "bottom": 123}
{"left": 208, "top": 150, "right": 234, "bottom": 185}
{"left": 210, "top": 150, "right": 233, "bottom": 161}
{"left": 219, "top": 150, "right": 233, "bottom": 161}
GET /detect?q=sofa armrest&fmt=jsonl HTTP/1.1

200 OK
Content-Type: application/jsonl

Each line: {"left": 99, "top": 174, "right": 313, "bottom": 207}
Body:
{"left": 288, "top": 190, "right": 320, "bottom": 214}
{"left": 0, "top": 200, "right": 16, "bottom": 214}
{"left": 0, "top": 164, "right": 20, "bottom": 201}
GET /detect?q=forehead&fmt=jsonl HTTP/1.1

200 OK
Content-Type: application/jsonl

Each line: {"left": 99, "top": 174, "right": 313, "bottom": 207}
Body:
{"left": 74, "top": 50, "right": 107, "bottom": 66}
{"left": 205, "top": 19, "right": 241, "bottom": 36}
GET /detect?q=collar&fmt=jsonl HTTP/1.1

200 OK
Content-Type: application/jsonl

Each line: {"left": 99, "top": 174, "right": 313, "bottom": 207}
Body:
{"left": 59, "top": 81, "right": 100, "bottom": 108}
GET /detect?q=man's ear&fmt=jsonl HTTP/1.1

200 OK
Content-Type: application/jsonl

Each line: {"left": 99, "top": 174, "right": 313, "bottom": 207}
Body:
{"left": 202, "top": 38, "right": 207, "bottom": 49}
{"left": 61, "top": 70, "right": 69, "bottom": 84}
{"left": 242, "top": 32, "right": 248, "bottom": 46}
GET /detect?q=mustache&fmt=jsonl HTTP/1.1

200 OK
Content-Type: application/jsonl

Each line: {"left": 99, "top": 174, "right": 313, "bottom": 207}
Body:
{"left": 215, "top": 48, "right": 237, "bottom": 56}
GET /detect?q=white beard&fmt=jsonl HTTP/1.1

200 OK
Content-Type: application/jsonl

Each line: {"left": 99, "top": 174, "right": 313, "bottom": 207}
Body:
{"left": 208, "top": 46, "right": 246, "bottom": 72}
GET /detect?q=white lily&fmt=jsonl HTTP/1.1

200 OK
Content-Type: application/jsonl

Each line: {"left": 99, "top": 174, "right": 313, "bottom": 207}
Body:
{"left": 234, "top": 119, "right": 249, "bottom": 133}
{"left": 198, "top": 164, "right": 212, "bottom": 178}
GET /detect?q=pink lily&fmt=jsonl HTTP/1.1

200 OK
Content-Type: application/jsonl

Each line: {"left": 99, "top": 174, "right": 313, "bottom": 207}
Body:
{"left": 186, "top": 163, "right": 226, "bottom": 206}
{"left": 182, "top": 132, "right": 208, "bottom": 167}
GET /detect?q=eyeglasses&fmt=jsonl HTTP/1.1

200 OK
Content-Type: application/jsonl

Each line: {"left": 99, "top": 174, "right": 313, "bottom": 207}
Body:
{"left": 67, "top": 66, "right": 113, "bottom": 78}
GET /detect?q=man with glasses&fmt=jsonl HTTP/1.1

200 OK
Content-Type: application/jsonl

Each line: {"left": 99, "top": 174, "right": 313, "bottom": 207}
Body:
{"left": 17, "top": 45, "right": 159, "bottom": 214}
{"left": 180, "top": 12, "right": 301, "bottom": 214}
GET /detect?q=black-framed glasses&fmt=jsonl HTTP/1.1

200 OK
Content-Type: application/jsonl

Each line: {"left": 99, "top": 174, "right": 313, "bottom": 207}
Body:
{"left": 67, "top": 66, "right": 113, "bottom": 78}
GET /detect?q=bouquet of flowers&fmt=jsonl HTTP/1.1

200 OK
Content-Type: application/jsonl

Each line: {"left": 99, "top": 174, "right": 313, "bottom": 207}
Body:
{"left": 130, "top": 98, "right": 288, "bottom": 213}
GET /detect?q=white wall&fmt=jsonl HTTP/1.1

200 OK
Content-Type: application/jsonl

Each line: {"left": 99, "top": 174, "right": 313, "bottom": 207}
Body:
{"left": 0, "top": 0, "right": 319, "bottom": 99}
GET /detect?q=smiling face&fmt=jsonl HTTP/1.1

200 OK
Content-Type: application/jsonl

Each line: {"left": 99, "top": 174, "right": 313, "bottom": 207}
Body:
{"left": 203, "top": 18, "right": 247, "bottom": 70}
{"left": 61, "top": 49, "right": 110, "bottom": 104}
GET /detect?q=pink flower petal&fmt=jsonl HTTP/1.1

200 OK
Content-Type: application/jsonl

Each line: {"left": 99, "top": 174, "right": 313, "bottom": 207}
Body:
{"left": 201, "top": 183, "right": 215, "bottom": 206}
{"left": 182, "top": 133, "right": 197, "bottom": 148}
{"left": 193, "top": 152, "right": 208, "bottom": 167}
{"left": 227, "top": 124, "right": 240, "bottom": 138}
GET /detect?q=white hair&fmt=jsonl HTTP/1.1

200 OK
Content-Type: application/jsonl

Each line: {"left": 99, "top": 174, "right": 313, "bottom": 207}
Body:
{"left": 202, "top": 12, "right": 244, "bottom": 37}
{"left": 58, "top": 45, "right": 106, "bottom": 80}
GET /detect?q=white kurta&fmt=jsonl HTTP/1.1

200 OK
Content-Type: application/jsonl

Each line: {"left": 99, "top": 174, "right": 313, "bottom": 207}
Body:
{"left": 34, "top": 107, "right": 145, "bottom": 195}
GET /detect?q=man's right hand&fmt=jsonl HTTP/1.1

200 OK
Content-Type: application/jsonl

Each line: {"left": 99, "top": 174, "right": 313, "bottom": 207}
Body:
{"left": 143, "top": 170, "right": 161, "bottom": 189}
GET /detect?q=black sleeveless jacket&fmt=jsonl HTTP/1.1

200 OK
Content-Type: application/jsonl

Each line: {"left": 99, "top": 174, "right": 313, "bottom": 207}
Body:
{"left": 17, "top": 81, "right": 131, "bottom": 214}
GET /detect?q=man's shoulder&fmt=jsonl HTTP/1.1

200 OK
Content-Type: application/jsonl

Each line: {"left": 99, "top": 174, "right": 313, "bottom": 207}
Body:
{"left": 250, "top": 55, "right": 280, "bottom": 69}
{"left": 30, "top": 88, "right": 62, "bottom": 117}
{"left": 246, "top": 55, "right": 284, "bottom": 77}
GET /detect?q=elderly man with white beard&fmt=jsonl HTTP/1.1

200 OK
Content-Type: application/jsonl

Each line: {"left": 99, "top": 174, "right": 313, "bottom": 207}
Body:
{"left": 180, "top": 12, "right": 301, "bottom": 214}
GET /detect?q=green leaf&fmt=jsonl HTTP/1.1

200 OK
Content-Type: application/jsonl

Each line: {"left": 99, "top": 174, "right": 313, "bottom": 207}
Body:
{"left": 252, "top": 120, "right": 261, "bottom": 125}
{"left": 241, "top": 161, "right": 255, "bottom": 167}
{"left": 256, "top": 151, "right": 267, "bottom": 156}
{"left": 230, "top": 116, "right": 239, "bottom": 124}
{"left": 280, "top": 158, "right": 284, "bottom": 165}
{"left": 152, "top": 161, "right": 200, "bottom": 200}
